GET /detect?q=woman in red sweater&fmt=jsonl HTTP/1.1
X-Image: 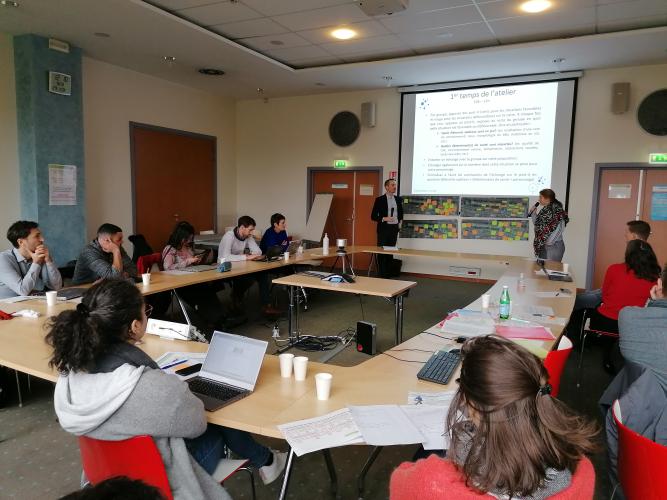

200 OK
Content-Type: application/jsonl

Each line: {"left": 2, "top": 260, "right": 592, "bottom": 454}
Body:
{"left": 390, "top": 336, "right": 598, "bottom": 499}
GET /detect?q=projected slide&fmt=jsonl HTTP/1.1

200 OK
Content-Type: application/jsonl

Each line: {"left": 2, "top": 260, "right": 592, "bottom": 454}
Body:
{"left": 461, "top": 220, "right": 529, "bottom": 241}
{"left": 410, "top": 82, "right": 559, "bottom": 196}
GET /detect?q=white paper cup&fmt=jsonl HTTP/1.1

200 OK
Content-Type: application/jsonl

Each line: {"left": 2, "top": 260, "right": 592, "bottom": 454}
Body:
{"left": 315, "top": 372, "right": 333, "bottom": 400}
{"left": 279, "top": 353, "right": 294, "bottom": 378}
{"left": 284, "top": 251, "right": 290, "bottom": 261}
{"left": 562, "top": 263, "right": 570, "bottom": 274}
{"left": 293, "top": 356, "right": 308, "bottom": 381}
{"left": 481, "top": 294, "right": 491, "bottom": 309}
{"left": 142, "top": 273, "right": 151, "bottom": 286}
{"left": 45, "top": 290, "right": 58, "bottom": 307}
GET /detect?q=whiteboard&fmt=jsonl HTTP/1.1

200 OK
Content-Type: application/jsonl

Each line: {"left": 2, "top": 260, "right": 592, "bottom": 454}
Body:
{"left": 304, "top": 193, "right": 333, "bottom": 242}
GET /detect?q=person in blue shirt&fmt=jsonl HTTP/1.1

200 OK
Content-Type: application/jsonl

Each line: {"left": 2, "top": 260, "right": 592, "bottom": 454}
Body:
{"left": 260, "top": 213, "right": 289, "bottom": 254}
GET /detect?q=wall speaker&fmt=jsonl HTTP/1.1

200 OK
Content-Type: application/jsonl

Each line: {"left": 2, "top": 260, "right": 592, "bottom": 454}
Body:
{"left": 611, "top": 82, "right": 630, "bottom": 114}
{"left": 361, "top": 101, "right": 376, "bottom": 128}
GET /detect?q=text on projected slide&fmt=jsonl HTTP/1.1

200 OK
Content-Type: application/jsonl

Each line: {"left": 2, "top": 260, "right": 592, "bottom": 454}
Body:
{"left": 412, "top": 82, "right": 558, "bottom": 196}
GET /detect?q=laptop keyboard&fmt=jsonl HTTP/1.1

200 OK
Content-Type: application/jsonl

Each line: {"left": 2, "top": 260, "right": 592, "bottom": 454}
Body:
{"left": 417, "top": 350, "right": 462, "bottom": 385}
{"left": 188, "top": 378, "right": 246, "bottom": 401}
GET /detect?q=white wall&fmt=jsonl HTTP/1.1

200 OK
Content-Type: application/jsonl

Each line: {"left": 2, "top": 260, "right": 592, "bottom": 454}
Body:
{"left": 235, "top": 63, "right": 667, "bottom": 286}
{"left": 236, "top": 89, "right": 400, "bottom": 235}
{"left": 0, "top": 33, "right": 20, "bottom": 234}
{"left": 83, "top": 57, "right": 237, "bottom": 243}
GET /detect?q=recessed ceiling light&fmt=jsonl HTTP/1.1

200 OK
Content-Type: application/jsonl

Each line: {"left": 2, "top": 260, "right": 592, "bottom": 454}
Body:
{"left": 198, "top": 68, "right": 225, "bottom": 76}
{"left": 331, "top": 28, "right": 357, "bottom": 40}
{"left": 163, "top": 56, "right": 176, "bottom": 62}
{"left": 0, "top": 1, "right": 19, "bottom": 7}
{"left": 520, "top": 0, "right": 551, "bottom": 13}
{"left": 94, "top": 32, "right": 111, "bottom": 38}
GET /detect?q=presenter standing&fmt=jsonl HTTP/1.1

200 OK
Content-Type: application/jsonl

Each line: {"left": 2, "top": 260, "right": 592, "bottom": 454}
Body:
{"left": 371, "top": 179, "right": 403, "bottom": 278}
{"left": 529, "top": 188, "right": 568, "bottom": 262}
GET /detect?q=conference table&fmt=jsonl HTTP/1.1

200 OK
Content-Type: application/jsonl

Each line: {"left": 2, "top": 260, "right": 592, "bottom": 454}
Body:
{"left": 0, "top": 248, "right": 575, "bottom": 499}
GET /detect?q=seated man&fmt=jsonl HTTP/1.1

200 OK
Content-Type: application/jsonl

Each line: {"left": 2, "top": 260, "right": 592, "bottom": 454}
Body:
{"left": 575, "top": 219, "right": 651, "bottom": 311}
{"left": 72, "top": 223, "right": 137, "bottom": 284}
{"left": 0, "top": 220, "right": 62, "bottom": 299}
{"left": 260, "top": 213, "right": 289, "bottom": 254}
{"left": 219, "top": 216, "right": 280, "bottom": 317}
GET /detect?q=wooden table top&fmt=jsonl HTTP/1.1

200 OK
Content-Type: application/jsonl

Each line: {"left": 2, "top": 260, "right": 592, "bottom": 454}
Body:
{"left": 0, "top": 252, "right": 573, "bottom": 439}
{"left": 271, "top": 274, "right": 417, "bottom": 298}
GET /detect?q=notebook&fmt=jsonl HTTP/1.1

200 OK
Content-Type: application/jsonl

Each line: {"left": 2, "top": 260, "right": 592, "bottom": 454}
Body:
{"left": 180, "top": 264, "right": 218, "bottom": 272}
{"left": 186, "top": 331, "right": 268, "bottom": 411}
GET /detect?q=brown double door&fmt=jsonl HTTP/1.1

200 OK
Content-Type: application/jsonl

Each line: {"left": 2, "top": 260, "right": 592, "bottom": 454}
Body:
{"left": 131, "top": 123, "right": 216, "bottom": 251}
{"left": 591, "top": 167, "right": 667, "bottom": 288}
{"left": 310, "top": 169, "right": 381, "bottom": 271}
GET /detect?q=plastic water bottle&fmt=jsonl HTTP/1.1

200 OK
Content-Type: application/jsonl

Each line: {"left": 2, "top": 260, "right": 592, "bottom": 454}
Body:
{"left": 272, "top": 323, "right": 280, "bottom": 338}
{"left": 322, "top": 233, "right": 329, "bottom": 255}
{"left": 499, "top": 285, "right": 511, "bottom": 320}
{"left": 518, "top": 272, "right": 526, "bottom": 290}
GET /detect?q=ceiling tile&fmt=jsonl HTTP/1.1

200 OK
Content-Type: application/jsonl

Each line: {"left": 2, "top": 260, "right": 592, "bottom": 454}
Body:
{"left": 149, "top": 0, "right": 214, "bottom": 10}
{"left": 212, "top": 18, "right": 288, "bottom": 39}
{"left": 176, "top": 1, "right": 262, "bottom": 26}
{"left": 490, "top": 9, "right": 597, "bottom": 42}
{"left": 598, "top": 14, "right": 667, "bottom": 32}
{"left": 265, "top": 44, "right": 332, "bottom": 61}
{"left": 407, "top": 0, "right": 478, "bottom": 12}
{"left": 380, "top": 5, "right": 484, "bottom": 33}
{"left": 297, "top": 20, "right": 390, "bottom": 45}
{"left": 478, "top": 0, "right": 596, "bottom": 20}
{"left": 241, "top": 32, "right": 313, "bottom": 51}
{"left": 396, "top": 22, "right": 496, "bottom": 49}
{"left": 597, "top": 0, "right": 667, "bottom": 23}
{"left": 272, "top": 4, "right": 369, "bottom": 31}
{"left": 241, "top": 0, "right": 352, "bottom": 17}
{"left": 320, "top": 34, "right": 407, "bottom": 55}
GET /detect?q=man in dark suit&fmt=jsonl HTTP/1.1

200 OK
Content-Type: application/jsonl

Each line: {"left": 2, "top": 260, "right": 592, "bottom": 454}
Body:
{"left": 371, "top": 178, "right": 403, "bottom": 278}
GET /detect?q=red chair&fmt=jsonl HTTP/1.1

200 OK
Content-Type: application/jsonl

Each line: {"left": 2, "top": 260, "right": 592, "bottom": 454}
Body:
{"left": 137, "top": 252, "right": 163, "bottom": 275}
{"left": 612, "top": 400, "right": 667, "bottom": 499}
{"left": 543, "top": 335, "right": 573, "bottom": 398}
{"left": 78, "top": 435, "right": 256, "bottom": 499}
{"left": 79, "top": 435, "right": 173, "bottom": 500}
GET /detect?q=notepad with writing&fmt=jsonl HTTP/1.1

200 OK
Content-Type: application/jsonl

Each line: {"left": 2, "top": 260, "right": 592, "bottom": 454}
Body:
{"left": 495, "top": 325, "right": 555, "bottom": 341}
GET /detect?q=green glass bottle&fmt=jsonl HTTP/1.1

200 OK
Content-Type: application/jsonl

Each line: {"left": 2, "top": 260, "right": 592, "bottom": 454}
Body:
{"left": 499, "top": 285, "right": 511, "bottom": 320}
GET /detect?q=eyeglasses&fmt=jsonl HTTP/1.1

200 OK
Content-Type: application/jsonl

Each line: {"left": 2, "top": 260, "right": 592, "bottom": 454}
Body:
{"left": 145, "top": 304, "right": 153, "bottom": 318}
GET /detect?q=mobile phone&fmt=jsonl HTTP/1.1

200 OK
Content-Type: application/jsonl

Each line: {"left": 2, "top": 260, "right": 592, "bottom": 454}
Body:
{"left": 175, "top": 363, "right": 202, "bottom": 376}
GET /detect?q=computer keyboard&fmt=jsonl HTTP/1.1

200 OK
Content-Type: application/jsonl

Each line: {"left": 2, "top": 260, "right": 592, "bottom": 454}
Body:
{"left": 417, "top": 350, "right": 462, "bottom": 385}
{"left": 187, "top": 378, "right": 245, "bottom": 401}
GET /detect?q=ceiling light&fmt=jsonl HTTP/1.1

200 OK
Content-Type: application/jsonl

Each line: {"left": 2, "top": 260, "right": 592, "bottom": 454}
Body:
{"left": 198, "top": 68, "right": 225, "bottom": 76}
{"left": 163, "top": 56, "right": 176, "bottom": 62}
{"left": 0, "top": 1, "right": 19, "bottom": 7}
{"left": 519, "top": 0, "right": 551, "bottom": 13}
{"left": 331, "top": 28, "right": 357, "bottom": 40}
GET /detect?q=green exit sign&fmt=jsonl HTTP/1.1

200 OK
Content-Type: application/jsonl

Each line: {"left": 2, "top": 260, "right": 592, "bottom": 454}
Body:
{"left": 649, "top": 153, "right": 667, "bottom": 164}
{"left": 334, "top": 160, "right": 348, "bottom": 168}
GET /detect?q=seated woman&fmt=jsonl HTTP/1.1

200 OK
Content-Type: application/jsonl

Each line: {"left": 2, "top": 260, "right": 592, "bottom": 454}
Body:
{"left": 161, "top": 221, "right": 232, "bottom": 331}
{"left": 47, "top": 280, "right": 286, "bottom": 500}
{"left": 390, "top": 335, "right": 598, "bottom": 500}
{"left": 259, "top": 213, "right": 289, "bottom": 254}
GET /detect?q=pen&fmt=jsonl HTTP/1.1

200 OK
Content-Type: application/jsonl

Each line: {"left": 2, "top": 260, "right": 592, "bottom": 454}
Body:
{"left": 160, "top": 359, "right": 188, "bottom": 370}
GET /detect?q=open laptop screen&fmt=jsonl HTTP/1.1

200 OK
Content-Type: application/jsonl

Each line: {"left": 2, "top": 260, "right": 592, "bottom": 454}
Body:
{"left": 200, "top": 331, "right": 268, "bottom": 391}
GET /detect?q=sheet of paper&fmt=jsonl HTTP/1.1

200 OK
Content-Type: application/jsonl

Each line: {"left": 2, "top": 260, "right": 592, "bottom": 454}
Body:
{"left": 48, "top": 164, "right": 77, "bottom": 205}
{"left": 407, "top": 390, "right": 456, "bottom": 406}
{"left": 496, "top": 325, "right": 554, "bottom": 340}
{"left": 512, "top": 339, "right": 550, "bottom": 359}
{"left": 0, "top": 296, "right": 34, "bottom": 304}
{"left": 514, "top": 313, "right": 567, "bottom": 326}
{"left": 278, "top": 408, "right": 364, "bottom": 456}
{"left": 400, "top": 405, "right": 449, "bottom": 450}
{"left": 348, "top": 405, "right": 425, "bottom": 446}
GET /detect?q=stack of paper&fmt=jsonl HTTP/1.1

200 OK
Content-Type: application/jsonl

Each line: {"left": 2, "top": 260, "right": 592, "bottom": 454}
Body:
{"left": 441, "top": 310, "right": 495, "bottom": 337}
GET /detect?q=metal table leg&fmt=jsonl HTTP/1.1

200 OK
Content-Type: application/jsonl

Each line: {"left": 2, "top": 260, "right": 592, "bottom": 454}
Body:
{"left": 322, "top": 449, "right": 337, "bottom": 494}
{"left": 278, "top": 448, "right": 295, "bottom": 500}
{"left": 15, "top": 370, "right": 23, "bottom": 408}
{"left": 276, "top": 285, "right": 301, "bottom": 353}
{"left": 357, "top": 446, "right": 383, "bottom": 498}
{"left": 394, "top": 294, "right": 405, "bottom": 345}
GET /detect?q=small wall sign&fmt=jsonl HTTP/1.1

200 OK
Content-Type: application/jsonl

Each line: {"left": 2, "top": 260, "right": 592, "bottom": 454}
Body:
{"left": 48, "top": 71, "right": 72, "bottom": 96}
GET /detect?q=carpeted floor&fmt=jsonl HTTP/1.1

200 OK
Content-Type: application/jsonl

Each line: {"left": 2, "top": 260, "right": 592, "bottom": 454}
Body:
{"left": 0, "top": 274, "right": 614, "bottom": 499}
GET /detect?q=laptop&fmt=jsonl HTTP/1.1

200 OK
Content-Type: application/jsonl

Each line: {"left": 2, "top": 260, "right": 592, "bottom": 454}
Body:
{"left": 186, "top": 331, "right": 268, "bottom": 411}
{"left": 286, "top": 239, "right": 302, "bottom": 255}
{"left": 34, "top": 287, "right": 86, "bottom": 300}
{"left": 257, "top": 245, "right": 283, "bottom": 262}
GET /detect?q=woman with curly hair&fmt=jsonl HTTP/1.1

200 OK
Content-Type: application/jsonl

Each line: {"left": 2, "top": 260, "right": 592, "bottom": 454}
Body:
{"left": 390, "top": 335, "right": 598, "bottom": 499}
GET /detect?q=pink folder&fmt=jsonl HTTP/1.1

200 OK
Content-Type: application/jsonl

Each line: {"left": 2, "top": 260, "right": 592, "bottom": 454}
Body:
{"left": 495, "top": 325, "right": 555, "bottom": 341}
